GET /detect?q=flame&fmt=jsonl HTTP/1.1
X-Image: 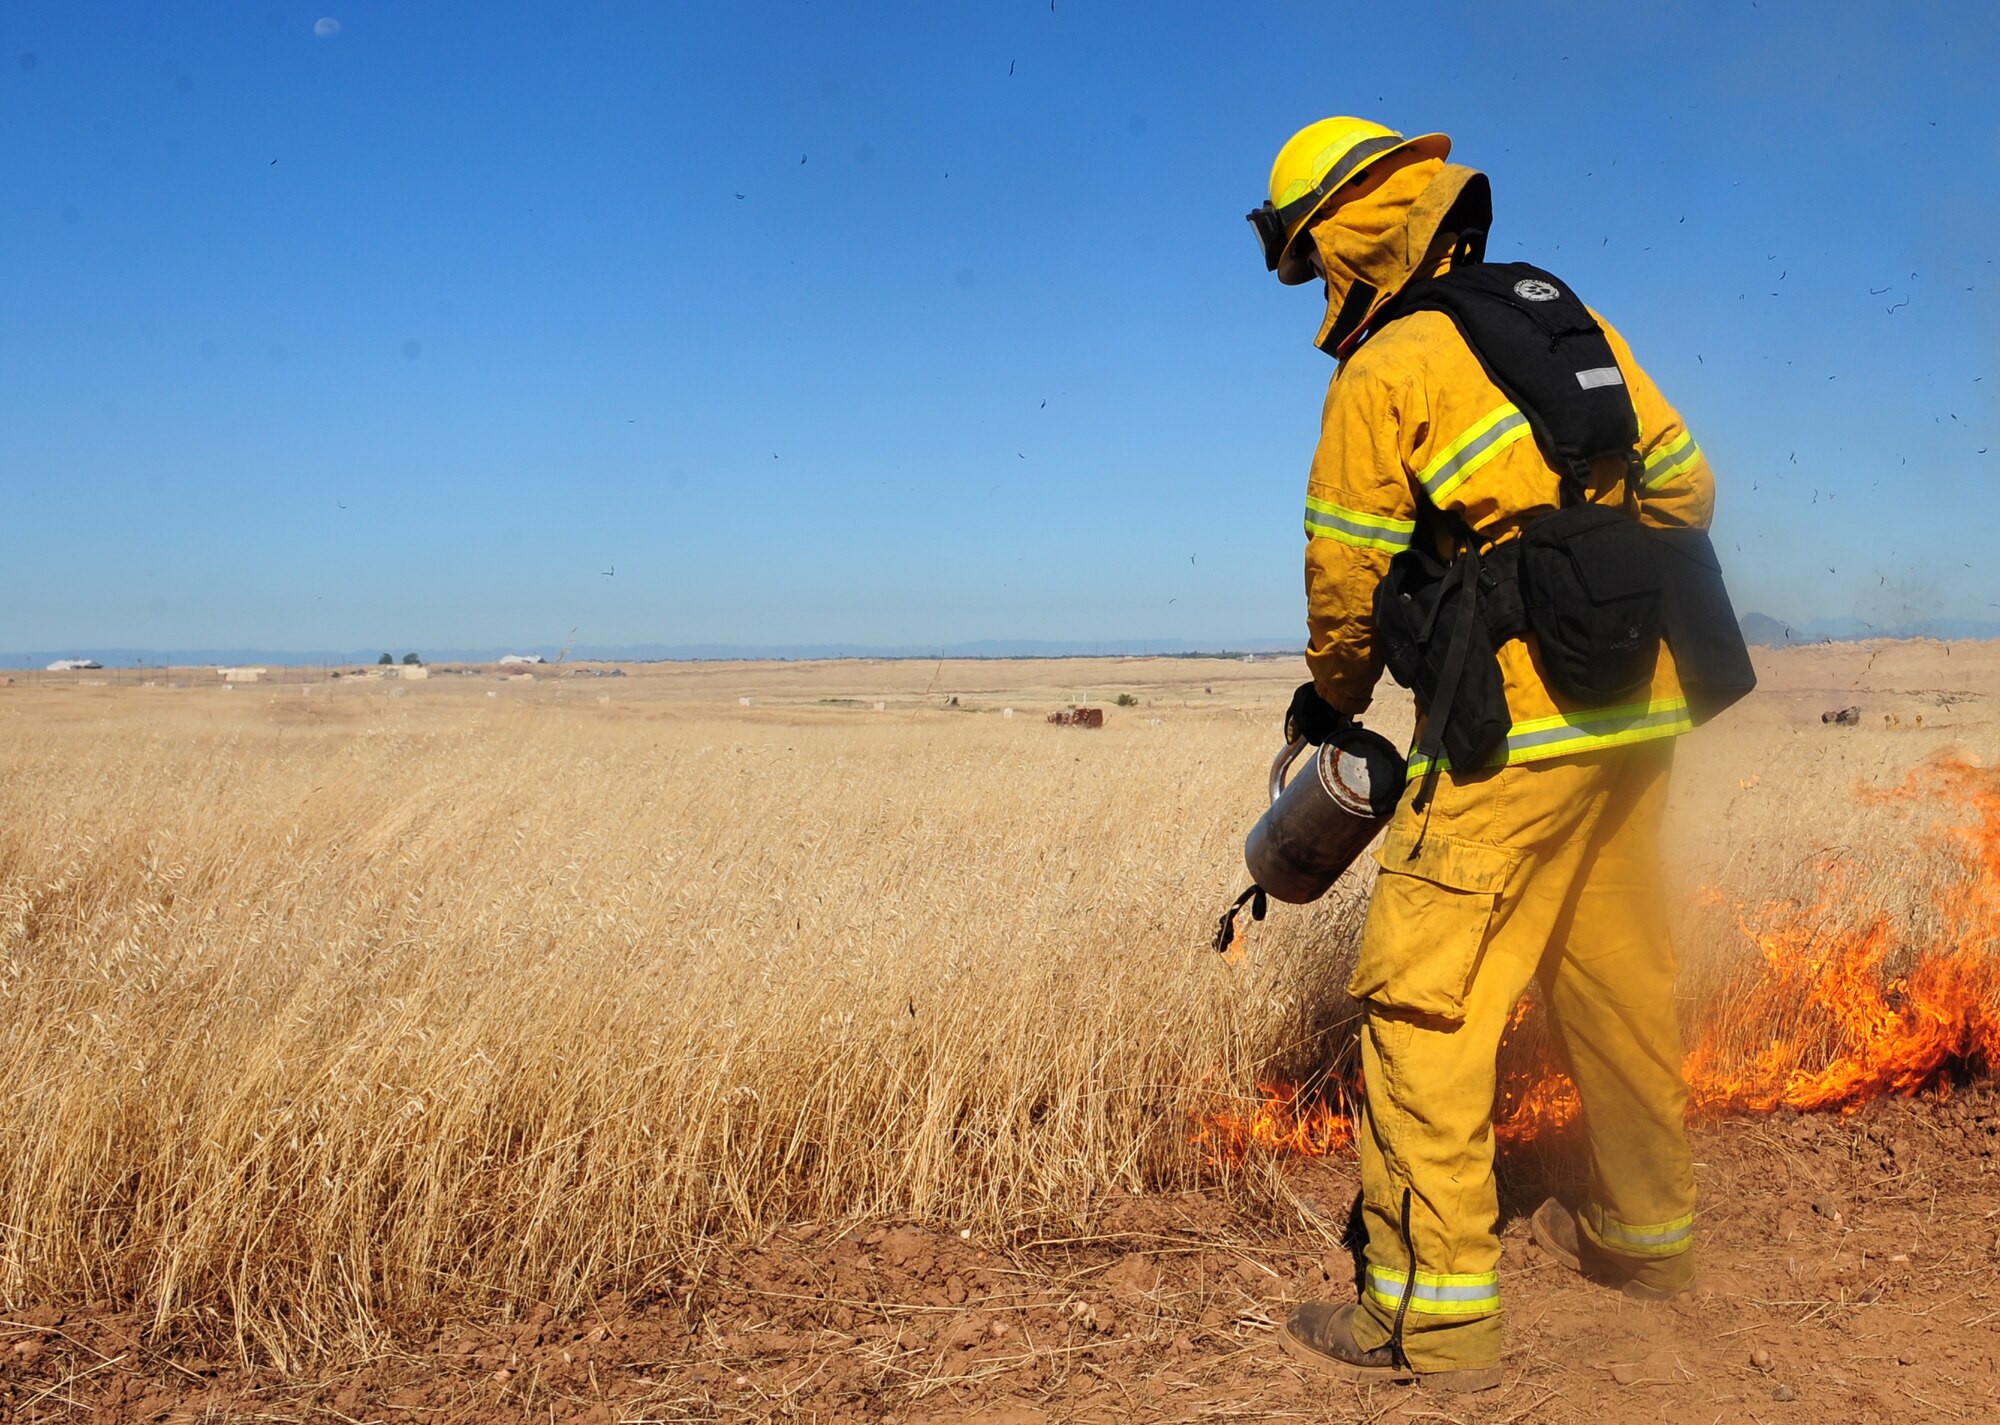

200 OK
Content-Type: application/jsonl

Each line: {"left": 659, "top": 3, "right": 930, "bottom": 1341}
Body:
{"left": 1196, "top": 755, "right": 2000, "bottom": 1164}
{"left": 1190, "top": 1080, "right": 1356, "bottom": 1160}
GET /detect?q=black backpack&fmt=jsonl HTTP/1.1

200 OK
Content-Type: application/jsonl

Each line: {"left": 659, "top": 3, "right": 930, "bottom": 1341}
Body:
{"left": 1365, "top": 263, "right": 1754, "bottom": 808}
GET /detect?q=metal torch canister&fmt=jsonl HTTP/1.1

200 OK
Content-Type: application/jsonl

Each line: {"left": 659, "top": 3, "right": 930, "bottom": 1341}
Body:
{"left": 1243, "top": 726, "right": 1407, "bottom": 905}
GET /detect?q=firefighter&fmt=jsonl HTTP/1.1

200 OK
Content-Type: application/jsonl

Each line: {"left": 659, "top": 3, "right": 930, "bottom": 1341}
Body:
{"left": 1248, "top": 118, "right": 1715, "bottom": 1392}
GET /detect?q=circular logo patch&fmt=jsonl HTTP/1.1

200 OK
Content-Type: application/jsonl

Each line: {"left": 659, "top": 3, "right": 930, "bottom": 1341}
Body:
{"left": 1514, "top": 278, "right": 1561, "bottom": 302}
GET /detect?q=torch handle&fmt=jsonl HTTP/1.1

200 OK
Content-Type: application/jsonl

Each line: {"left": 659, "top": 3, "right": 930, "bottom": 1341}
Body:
{"left": 1269, "top": 737, "right": 1310, "bottom": 807}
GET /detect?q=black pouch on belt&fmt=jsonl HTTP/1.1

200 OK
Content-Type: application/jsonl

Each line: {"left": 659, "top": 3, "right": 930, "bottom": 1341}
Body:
{"left": 1519, "top": 504, "right": 1664, "bottom": 703}
{"left": 1374, "top": 543, "right": 1510, "bottom": 773}
{"left": 1651, "top": 525, "right": 1757, "bottom": 722}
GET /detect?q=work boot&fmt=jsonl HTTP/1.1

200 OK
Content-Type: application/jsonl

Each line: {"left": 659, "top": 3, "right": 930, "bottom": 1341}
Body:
{"left": 1529, "top": 1198, "right": 1690, "bottom": 1302}
{"left": 1278, "top": 1301, "right": 1502, "bottom": 1394}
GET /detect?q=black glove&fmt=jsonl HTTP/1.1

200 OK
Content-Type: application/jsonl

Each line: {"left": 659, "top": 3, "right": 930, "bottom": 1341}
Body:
{"left": 1285, "top": 681, "right": 1351, "bottom": 745}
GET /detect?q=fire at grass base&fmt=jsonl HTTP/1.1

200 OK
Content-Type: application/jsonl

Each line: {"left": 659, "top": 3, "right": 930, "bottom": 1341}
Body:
{"left": 1193, "top": 755, "right": 2000, "bottom": 1166}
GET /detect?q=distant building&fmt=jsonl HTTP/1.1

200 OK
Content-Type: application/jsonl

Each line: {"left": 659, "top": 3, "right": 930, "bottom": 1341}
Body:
{"left": 395, "top": 664, "right": 429, "bottom": 681}
{"left": 46, "top": 658, "right": 102, "bottom": 672}
{"left": 499, "top": 653, "right": 547, "bottom": 665}
{"left": 217, "top": 667, "right": 266, "bottom": 683}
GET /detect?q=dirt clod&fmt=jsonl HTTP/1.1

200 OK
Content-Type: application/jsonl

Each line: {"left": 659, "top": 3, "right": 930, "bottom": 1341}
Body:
{"left": 879, "top": 1224, "right": 929, "bottom": 1269}
{"left": 1774, "top": 1383, "right": 1798, "bottom": 1402}
{"left": 1750, "top": 1347, "right": 1774, "bottom": 1371}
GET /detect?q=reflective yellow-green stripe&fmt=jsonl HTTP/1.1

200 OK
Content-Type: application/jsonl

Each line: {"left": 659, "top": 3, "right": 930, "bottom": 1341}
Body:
{"left": 1406, "top": 697, "right": 1693, "bottom": 781}
{"left": 1418, "top": 404, "right": 1535, "bottom": 503}
{"left": 1642, "top": 431, "right": 1701, "bottom": 489}
{"left": 1364, "top": 1265, "right": 1500, "bottom": 1316}
{"left": 1304, "top": 496, "right": 1416, "bottom": 553}
{"left": 1587, "top": 1208, "right": 1694, "bottom": 1258}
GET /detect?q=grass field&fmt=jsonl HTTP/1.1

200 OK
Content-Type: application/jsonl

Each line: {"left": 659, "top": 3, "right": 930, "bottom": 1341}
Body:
{"left": 2, "top": 645, "right": 1995, "bottom": 1374}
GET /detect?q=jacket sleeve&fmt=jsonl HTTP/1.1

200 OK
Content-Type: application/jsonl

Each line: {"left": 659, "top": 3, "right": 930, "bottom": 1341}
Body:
{"left": 1600, "top": 316, "right": 1714, "bottom": 533}
{"left": 1302, "top": 358, "right": 1422, "bottom": 713}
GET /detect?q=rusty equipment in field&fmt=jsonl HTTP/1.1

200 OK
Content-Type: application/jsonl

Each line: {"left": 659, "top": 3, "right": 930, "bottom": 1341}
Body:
{"left": 1214, "top": 725, "right": 1405, "bottom": 952}
{"left": 1047, "top": 706, "right": 1105, "bottom": 728}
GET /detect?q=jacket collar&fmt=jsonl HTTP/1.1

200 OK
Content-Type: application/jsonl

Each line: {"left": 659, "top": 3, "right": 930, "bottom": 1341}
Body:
{"left": 1306, "top": 160, "right": 1492, "bottom": 359}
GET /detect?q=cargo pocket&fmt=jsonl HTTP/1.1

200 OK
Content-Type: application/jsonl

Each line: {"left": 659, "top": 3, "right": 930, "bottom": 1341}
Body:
{"left": 1348, "top": 823, "right": 1520, "bottom": 1022}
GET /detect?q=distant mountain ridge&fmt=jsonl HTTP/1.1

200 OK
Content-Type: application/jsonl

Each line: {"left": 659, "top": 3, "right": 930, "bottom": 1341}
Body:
{"left": 1738, "top": 613, "right": 2000, "bottom": 646}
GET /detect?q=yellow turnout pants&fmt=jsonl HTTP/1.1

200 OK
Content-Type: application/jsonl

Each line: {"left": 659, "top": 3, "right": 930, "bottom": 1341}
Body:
{"left": 1345, "top": 744, "right": 1696, "bottom": 1371}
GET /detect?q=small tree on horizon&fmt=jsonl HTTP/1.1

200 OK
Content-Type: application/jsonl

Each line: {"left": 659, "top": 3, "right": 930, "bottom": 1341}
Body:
{"left": 377, "top": 653, "right": 393, "bottom": 666}
{"left": 402, "top": 653, "right": 422, "bottom": 666}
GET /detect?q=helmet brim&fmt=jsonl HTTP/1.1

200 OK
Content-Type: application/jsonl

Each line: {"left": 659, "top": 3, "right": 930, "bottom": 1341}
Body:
{"left": 1274, "top": 131, "right": 1452, "bottom": 285}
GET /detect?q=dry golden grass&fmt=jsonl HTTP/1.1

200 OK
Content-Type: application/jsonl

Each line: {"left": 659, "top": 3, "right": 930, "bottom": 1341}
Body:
{"left": 0, "top": 645, "right": 1992, "bottom": 1365}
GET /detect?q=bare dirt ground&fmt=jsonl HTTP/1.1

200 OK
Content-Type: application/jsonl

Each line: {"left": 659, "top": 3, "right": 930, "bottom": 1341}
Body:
{"left": 7, "top": 1087, "right": 2000, "bottom": 1423}
{"left": 5, "top": 641, "right": 1999, "bottom": 1423}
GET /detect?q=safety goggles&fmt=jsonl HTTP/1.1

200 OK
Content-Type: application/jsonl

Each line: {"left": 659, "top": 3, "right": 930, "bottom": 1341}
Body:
{"left": 1246, "top": 199, "right": 1298, "bottom": 272}
{"left": 1246, "top": 133, "right": 1406, "bottom": 272}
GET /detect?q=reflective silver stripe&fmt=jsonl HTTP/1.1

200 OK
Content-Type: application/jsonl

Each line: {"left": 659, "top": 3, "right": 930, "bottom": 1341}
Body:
{"left": 1406, "top": 698, "right": 1694, "bottom": 780}
{"left": 1591, "top": 1211, "right": 1695, "bottom": 1258}
{"left": 1502, "top": 703, "right": 1689, "bottom": 755}
{"left": 1304, "top": 500, "right": 1415, "bottom": 551}
{"left": 1574, "top": 366, "right": 1624, "bottom": 390}
{"left": 1420, "top": 409, "right": 1532, "bottom": 501}
{"left": 1596, "top": 1211, "right": 1694, "bottom": 1252}
{"left": 1605, "top": 1222, "right": 1692, "bottom": 1247}
{"left": 1642, "top": 432, "right": 1700, "bottom": 489}
{"left": 1364, "top": 1266, "right": 1500, "bottom": 1315}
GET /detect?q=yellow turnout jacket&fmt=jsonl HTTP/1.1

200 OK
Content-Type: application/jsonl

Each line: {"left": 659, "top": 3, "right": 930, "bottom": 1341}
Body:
{"left": 1299, "top": 157, "right": 1716, "bottom": 775}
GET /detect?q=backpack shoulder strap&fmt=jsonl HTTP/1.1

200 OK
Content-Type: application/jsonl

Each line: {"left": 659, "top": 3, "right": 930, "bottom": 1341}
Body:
{"left": 1376, "top": 263, "right": 1640, "bottom": 506}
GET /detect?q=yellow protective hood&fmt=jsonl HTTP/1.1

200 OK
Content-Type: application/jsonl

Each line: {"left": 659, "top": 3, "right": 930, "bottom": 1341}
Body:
{"left": 1306, "top": 158, "right": 1492, "bottom": 359}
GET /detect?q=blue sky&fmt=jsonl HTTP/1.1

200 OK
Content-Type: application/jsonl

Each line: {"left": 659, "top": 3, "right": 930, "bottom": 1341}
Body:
{"left": 3, "top": 1, "right": 1996, "bottom": 654}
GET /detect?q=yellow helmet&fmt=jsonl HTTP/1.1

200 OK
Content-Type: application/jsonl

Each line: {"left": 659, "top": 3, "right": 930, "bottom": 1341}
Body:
{"left": 1249, "top": 117, "right": 1451, "bottom": 284}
